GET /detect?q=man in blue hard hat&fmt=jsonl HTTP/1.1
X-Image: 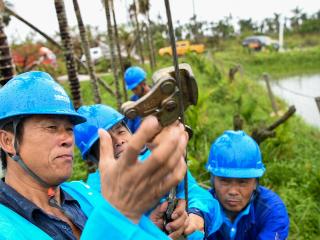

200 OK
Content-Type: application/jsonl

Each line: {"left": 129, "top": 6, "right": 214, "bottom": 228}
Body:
{"left": 124, "top": 66, "right": 151, "bottom": 133}
{"left": 0, "top": 71, "right": 189, "bottom": 239}
{"left": 74, "top": 104, "right": 222, "bottom": 240}
{"left": 204, "top": 130, "right": 289, "bottom": 240}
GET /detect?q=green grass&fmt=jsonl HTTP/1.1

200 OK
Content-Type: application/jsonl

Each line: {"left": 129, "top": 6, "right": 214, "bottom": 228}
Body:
{"left": 213, "top": 46, "right": 320, "bottom": 79}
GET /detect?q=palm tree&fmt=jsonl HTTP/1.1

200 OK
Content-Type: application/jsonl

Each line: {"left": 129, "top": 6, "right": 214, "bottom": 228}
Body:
{"left": 273, "top": 13, "right": 281, "bottom": 34}
{"left": 118, "top": 25, "right": 134, "bottom": 59}
{"left": 72, "top": 0, "right": 101, "bottom": 104}
{"left": 129, "top": 1, "right": 144, "bottom": 64}
{"left": 110, "top": 0, "right": 128, "bottom": 101}
{"left": 0, "top": 0, "right": 15, "bottom": 85}
{"left": 138, "top": 0, "right": 156, "bottom": 70}
{"left": 291, "top": 7, "right": 303, "bottom": 32}
{"left": 238, "top": 18, "right": 257, "bottom": 34}
{"left": 103, "top": 0, "right": 122, "bottom": 110}
{"left": 54, "top": 0, "right": 82, "bottom": 109}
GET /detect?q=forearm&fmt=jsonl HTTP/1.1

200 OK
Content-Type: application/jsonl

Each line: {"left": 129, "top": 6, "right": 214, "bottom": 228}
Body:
{"left": 81, "top": 198, "right": 169, "bottom": 240}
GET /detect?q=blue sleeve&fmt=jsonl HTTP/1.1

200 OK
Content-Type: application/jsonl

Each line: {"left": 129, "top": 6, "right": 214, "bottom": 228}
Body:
{"left": 257, "top": 202, "right": 289, "bottom": 240}
{"left": 86, "top": 171, "right": 101, "bottom": 193}
{"left": 62, "top": 181, "right": 169, "bottom": 240}
{"left": 81, "top": 197, "right": 169, "bottom": 240}
{"left": 176, "top": 171, "right": 222, "bottom": 236}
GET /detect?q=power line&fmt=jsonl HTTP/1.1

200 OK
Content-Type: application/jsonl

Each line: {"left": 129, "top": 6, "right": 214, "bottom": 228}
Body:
{"left": 272, "top": 81, "right": 317, "bottom": 99}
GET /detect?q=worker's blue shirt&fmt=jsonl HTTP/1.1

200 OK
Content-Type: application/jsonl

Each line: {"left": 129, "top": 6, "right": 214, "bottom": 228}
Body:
{"left": 0, "top": 180, "right": 87, "bottom": 240}
{"left": 125, "top": 94, "right": 142, "bottom": 133}
{"left": 207, "top": 186, "right": 289, "bottom": 240}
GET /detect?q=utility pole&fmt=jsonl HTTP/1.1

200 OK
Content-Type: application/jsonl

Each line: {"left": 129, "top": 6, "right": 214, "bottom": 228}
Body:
{"left": 279, "top": 14, "right": 284, "bottom": 52}
{"left": 192, "top": 0, "right": 195, "bottom": 17}
{"left": 315, "top": 97, "right": 320, "bottom": 114}
{"left": 263, "top": 73, "right": 279, "bottom": 116}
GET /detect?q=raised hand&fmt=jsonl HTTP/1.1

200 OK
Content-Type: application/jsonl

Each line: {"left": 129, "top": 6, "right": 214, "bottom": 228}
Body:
{"left": 98, "top": 116, "right": 188, "bottom": 223}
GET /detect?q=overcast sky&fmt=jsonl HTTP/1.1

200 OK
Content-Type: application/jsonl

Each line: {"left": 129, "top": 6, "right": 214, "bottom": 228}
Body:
{"left": 4, "top": 0, "right": 318, "bottom": 42}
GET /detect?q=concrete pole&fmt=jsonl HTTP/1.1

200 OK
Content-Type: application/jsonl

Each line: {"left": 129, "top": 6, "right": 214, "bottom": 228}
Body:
{"left": 315, "top": 97, "right": 320, "bottom": 114}
{"left": 279, "top": 15, "right": 284, "bottom": 52}
{"left": 263, "top": 73, "right": 279, "bottom": 116}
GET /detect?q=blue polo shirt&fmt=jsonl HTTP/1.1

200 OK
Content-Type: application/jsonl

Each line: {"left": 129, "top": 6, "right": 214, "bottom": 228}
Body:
{"left": 207, "top": 186, "right": 289, "bottom": 240}
{"left": 125, "top": 94, "right": 142, "bottom": 133}
{"left": 0, "top": 180, "right": 87, "bottom": 240}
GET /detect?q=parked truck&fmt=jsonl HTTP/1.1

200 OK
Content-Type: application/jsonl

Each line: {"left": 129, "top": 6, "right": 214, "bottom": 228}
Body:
{"left": 158, "top": 40, "right": 205, "bottom": 56}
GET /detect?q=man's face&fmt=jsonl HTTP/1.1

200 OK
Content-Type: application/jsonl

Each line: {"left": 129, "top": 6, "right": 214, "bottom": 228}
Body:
{"left": 18, "top": 115, "right": 74, "bottom": 185}
{"left": 214, "top": 176, "right": 256, "bottom": 214}
{"left": 108, "top": 122, "right": 132, "bottom": 159}
{"left": 132, "top": 83, "right": 145, "bottom": 97}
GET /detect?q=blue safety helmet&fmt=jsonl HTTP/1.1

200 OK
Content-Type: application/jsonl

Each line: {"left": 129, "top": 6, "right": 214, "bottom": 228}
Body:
{"left": 124, "top": 66, "right": 146, "bottom": 90}
{"left": 74, "top": 104, "right": 125, "bottom": 160}
{"left": 0, "top": 71, "right": 86, "bottom": 125}
{"left": 206, "top": 130, "right": 265, "bottom": 178}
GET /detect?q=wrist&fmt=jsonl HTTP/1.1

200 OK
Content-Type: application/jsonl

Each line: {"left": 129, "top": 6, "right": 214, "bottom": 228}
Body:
{"left": 102, "top": 190, "right": 142, "bottom": 224}
{"left": 188, "top": 208, "right": 204, "bottom": 219}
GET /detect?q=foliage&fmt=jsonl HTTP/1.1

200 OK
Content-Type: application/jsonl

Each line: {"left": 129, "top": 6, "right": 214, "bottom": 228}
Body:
{"left": 214, "top": 46, "right": 320, "bottom": 79}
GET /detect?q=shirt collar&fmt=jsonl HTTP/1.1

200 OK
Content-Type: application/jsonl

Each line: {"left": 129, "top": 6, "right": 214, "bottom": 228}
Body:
{"left": 222, "top": 202, "right": 251, "bottom": 226}
{"left": 0, "top": 180, "right": 79, "bottom": 220}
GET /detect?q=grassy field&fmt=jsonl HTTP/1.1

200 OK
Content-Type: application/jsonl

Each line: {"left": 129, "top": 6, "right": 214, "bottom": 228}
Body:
{"left": 63, "top": 44, "right": 320, "bottom": 239}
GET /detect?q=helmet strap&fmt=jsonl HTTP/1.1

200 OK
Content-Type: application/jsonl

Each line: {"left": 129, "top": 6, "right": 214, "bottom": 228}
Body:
{"left": 122, "top": 120, "right": 132, "bottom": 134}
{"left": 87, "top": 153, "right": 99, "bottom": 163}
{"left": 9, "top": 119, "right": 55, "bottom": 189}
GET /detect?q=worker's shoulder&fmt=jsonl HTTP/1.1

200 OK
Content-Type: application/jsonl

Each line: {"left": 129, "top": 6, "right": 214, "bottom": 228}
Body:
{"left": 0, "top": 203, "right": 51, "bottom": 239}
{"left": 255, "top": 186, "right": 287, "bottom": 213}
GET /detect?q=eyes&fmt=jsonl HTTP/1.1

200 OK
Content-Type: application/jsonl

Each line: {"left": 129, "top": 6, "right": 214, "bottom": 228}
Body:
{"left": 118, "top": 129, "right": 126, "bottom": 135}
{"left": 45, "top": 125, "right": 74, "bottom": 133}
{"left": 219, "top": 178, "right": 251, "bottom": 187}
{"left": 110, "top": 124, "right": 128, "bottom": 135}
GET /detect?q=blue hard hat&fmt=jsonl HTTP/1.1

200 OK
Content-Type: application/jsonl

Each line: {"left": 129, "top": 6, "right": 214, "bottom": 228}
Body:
{"left": 124, "top": 66, "right": 146, "bottom": 90}
{"left": 74, "top": 104, "right": 125, "bottom": 160}
{"left": 206, "top": 130, "right": 265, "bottom": 178}
{"left": 0, "top": 71, "right": 86, "bottom": 125}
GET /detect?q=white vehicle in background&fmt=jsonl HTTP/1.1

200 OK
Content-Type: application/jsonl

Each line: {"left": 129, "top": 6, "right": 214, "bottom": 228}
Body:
{"left": 81, "top": 42, "right": 139, "bottom": 64}
{"left": 242, "top": 35, "right": 280, "bottom": 51}
{"left": 80, "top": 47, "right": 103, "bottom": 64}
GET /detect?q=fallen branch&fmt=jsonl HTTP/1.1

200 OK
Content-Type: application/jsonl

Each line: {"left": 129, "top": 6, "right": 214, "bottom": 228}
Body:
{"left": 228, "top": 64, "right": 242, "bottom": 82}
{"left": 233, "top": 114, "right": 244, "bottom": 131}
{"left": 251, "top": 105, "right": 296, "bottom": 144}
{"left": 97, "top": 77, "right": 115, "bottom": 96}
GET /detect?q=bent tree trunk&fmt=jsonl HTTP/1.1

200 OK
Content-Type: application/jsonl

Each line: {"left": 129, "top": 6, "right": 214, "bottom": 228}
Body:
{"left": 103, "top": 0, "right": 122, "bottom": 110}
{"left": 54, "top": 0, "right": 82, "bottom": 109}
{"left": 0, "top": 1, "right": 15, "bottom": 85}
{"left": 72, "top": 0, "right": 101, "bottom": 104}
{"left": 147, "top": 11, "right": 156, "bottom": 68}
{"left": 110, "top": 0, "right": 128, "bottom": 101}
{"left": 132, "top": 1, "right": 144, "bottom": 64}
